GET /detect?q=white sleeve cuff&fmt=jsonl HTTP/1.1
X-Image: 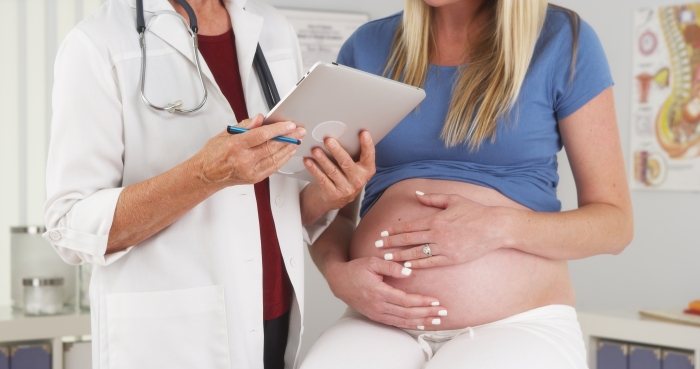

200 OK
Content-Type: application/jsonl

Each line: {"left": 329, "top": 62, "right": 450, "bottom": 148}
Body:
{"left": 44, "top": 187, "right": 131, "bottom": 266}
{"left": 302, "top": 209, "right": 339, "bottom": 245}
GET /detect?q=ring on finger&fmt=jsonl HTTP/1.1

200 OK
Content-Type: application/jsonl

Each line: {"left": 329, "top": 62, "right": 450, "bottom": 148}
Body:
{"left": 423, "top": 244, "right": 432, "bottom": 257}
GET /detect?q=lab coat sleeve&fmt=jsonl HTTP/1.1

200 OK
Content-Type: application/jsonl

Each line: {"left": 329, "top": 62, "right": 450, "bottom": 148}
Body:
{"left": 299, "top": 181, "right": 339, "bottom": 245}
{"left": 43, "top": 28, "right": 131, "bottom": 266}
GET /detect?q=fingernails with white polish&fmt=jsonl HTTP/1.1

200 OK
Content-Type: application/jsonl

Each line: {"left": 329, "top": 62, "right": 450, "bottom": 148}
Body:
{"left": 431, "top": 302, "right": 440, "bottom": 306}
{"left": 384, "top": 253, "right": 393, "bottom": 261}
{"left": 375, "top": 240, "right": 384, "bottom": 248}
{"left": 417, "top": 325, "right": 425, "bottom": 331}
{"left": 438, "top": 310, "right": 448, "bottom": 316}
{"left": 380, "top": 231, "right": 389, "bottom": 237}
{"left": 401, "top": 267, "right": 412, "bottom": 276}
{"left": 404, "top": 262, "right": 412, "bottom": 268}
{"left": 432, "top": 319, "right": 441, "bottom": 325}
{"left": 416, "top": 191, "right": 425, "bottom": 196}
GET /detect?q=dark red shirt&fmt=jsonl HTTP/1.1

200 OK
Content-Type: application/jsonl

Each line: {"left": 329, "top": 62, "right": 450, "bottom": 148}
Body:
{"left": 198, "top": 30, "right": 292, "bottom": 320}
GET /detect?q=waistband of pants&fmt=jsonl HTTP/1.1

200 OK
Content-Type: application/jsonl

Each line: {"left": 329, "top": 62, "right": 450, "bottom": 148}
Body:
{"left": 400, "top": 304, "right": 577, "bottom": 337}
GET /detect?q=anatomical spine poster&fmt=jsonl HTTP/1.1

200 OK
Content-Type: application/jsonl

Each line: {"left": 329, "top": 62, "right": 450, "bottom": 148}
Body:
{"left": 632, "top": 4, "right": 700, "bottom": 190}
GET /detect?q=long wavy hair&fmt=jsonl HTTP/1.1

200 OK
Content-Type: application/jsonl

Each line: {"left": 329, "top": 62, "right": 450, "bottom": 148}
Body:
{"left": 385, "top": 0, "right": 580, "bottom": 149}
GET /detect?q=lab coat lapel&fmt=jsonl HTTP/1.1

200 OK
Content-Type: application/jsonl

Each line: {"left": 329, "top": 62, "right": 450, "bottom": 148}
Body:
{"left": 224, "top": 0, "right": 263, "bottom": 106}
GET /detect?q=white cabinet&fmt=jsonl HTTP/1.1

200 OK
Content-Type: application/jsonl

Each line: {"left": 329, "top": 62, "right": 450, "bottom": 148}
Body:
{"left": 578, "top": 310, "right": 699, "bottom": 369}
{"left": 0, "top": 307, "right": 90, "bottom": 369}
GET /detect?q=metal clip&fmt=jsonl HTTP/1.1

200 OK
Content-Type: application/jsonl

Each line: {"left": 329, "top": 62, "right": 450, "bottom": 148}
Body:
{"left": 165, "top": 100, "right": 184, "bottom": 113}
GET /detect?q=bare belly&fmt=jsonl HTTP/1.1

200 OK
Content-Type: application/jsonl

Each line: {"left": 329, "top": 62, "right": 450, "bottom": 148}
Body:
{"left": 350, "top": 178, "right": 575, "bottom": 330}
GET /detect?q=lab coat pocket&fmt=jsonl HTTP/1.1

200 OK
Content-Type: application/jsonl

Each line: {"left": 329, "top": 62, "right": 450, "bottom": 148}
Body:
{"left": 106, "top": 285, "right": 231, "bottom": 369}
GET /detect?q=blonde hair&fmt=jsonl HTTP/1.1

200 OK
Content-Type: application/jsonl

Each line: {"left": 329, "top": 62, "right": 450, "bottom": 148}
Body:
{"left": 386, "top": 1, "right": 579, "bottom": 149}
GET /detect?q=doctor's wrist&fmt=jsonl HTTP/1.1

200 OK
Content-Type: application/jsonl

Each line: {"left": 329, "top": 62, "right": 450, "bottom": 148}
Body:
{"left": 185, "top": 156, "right": 228, "bottom": 194}
{"left": 300, "top": 184, "right": 335, "bottom": 226}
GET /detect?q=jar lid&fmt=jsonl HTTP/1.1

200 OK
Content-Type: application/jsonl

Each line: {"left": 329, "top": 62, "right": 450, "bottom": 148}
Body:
{"left": 23, "top": 277, "right": 64, "bottom": 286}
{"left": 11, "top": 226, "right": 46, "bottom": 234}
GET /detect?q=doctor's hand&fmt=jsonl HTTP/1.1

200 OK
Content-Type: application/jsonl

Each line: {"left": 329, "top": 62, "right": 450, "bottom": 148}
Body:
{"left": 325, "top": 257, "right": 445, "bottom": 329}
{"left": 191, "top": 114, "right": 306, "bottom": 188}
{"left": 301, "top": 132, "right": 376, "bottom": 221}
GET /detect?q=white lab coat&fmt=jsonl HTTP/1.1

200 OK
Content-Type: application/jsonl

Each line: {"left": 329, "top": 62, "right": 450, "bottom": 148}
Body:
{"left": 43, "top": 1, "right": 336, "bottom": 368}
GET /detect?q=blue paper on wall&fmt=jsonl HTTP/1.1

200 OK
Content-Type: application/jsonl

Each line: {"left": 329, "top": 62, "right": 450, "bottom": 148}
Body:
{"left": 598, "top": 341, "right": 629, "bottom": 369}
{"left": 629, "top": 345, "right": 661, "bottom": 369}
{"left": 10, "top": 343, "right": 51, "bottom": 369}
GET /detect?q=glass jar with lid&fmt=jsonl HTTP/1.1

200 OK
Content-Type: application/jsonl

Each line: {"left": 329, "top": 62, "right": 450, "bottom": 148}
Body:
{"left": 23, "top": 277, "right": 65, "bottom": 315}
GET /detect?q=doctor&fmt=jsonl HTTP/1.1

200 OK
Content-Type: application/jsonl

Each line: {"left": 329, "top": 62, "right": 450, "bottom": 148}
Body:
{"left": 43, "top": 0, "right": 376, "bottom": 369}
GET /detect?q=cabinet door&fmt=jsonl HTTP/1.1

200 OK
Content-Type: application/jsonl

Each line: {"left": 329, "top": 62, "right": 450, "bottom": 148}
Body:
{"left": 64, "top": 341, "right": 92, "bottom": 369}
{"left": 0, "top": 346, "right": 9, "bottom": 369}
{"left": 598, "top": 341, "right": 629, "bottom": 369}
{"left": 662, "top": 350, "right": 694, "bottom": 369}
{"left": 9, "top": 343, "right": 51, "bottom": 369}
{"left": 629, "top": 345, "right": 661, "bottom": 369}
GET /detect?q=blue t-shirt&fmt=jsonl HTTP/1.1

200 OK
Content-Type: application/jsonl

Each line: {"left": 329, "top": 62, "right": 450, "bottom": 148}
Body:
{"left": 337, "top": 9, "right": 614, "bottom": 217}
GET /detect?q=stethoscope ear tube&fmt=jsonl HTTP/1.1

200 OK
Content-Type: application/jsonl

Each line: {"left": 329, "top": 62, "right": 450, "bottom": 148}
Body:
{"left": 254, "top": 45, "right": 280, "bottom": 110}
{"left": 136, "top": 0, "right": 145, "bottom": 33}
{"left": 173, "top": 0, "right": 198, "bottom": 33}
{"left": 136, "top": 0, "right": 198, "bottom": 33}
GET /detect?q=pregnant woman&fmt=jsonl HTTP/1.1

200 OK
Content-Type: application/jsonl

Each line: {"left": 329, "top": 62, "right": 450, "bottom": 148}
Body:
{"left": 302, "top": 0, "right": 632, "bottom": 368}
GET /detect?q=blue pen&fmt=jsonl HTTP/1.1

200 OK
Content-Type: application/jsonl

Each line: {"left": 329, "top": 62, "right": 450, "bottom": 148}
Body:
{"left": 227, "top": 125, "right": 302, "bottom": 145}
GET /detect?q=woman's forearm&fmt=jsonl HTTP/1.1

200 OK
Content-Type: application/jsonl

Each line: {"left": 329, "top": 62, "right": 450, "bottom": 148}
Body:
{"left": 307, "top": 198, "right": 360, "bottom": 276}
{"left": 307, "top": 213, "right": 355, "bottom": 278}
{"left": 502, "top": 201, "right": 634, "bottom": 260}
{"left": 107, "top": 158, "right": 222, "bottom": 254}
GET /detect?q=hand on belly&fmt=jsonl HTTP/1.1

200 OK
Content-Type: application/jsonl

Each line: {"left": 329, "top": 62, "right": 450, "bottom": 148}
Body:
{"left": 348, "top": 178, "right": 574, "bottom": 329}
{"left": 376, "top": 191, "right": 511, "bottom": 269}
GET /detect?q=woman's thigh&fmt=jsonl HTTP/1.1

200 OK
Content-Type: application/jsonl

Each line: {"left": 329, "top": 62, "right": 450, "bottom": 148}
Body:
{"left": 426, "top": 313, "right": 588, "bottom": 369}
{"left": 300, "top": 310, "right": 425, "bottom": 369}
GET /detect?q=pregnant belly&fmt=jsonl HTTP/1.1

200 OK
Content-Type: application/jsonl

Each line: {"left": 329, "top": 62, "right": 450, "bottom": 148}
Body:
{"left": 350, "top": 178, "right": 575, "bottom": 330}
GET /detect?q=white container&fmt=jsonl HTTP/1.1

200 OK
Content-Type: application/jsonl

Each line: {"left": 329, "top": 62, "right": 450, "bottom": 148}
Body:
{"left": 23, "top": 277, "right": 65, "bottom": 315}
{"left": 11, "top": 226, "right": 77, "bottom": 311}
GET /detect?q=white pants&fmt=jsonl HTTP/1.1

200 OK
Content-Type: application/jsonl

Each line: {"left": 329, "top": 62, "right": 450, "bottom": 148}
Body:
{"left": 301, "top": 305, "right": 589, "bottom": 369}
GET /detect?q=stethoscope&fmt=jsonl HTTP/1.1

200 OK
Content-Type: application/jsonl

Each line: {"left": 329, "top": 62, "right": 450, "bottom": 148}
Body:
{"left": 136, "top": 0, "right": 280, "bottom": 113}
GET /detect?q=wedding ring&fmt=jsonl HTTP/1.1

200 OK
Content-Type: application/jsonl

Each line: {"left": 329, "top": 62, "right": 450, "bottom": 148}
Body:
{"left": 423, "top": 244, "right": 432, "bottom": 257}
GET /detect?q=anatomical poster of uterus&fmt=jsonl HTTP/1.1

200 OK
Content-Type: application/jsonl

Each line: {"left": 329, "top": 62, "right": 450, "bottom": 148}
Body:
{"left": 632, "top": 4, "right": 700, "bottom": 191}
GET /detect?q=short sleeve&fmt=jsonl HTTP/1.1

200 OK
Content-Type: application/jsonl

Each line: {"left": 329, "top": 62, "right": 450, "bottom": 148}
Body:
{"left": 337, "top": 32, "right": 357, "bottom": 68}
{"left": 551, "top": 18, "right": 613, "bottom": 120}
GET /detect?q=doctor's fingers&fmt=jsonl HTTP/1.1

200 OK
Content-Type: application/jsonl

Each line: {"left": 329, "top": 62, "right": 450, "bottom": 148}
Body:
{"left": 357, "top": 131, "right": 376, "bottom": 170}
{"left": 249, "top": 127, "right": 306, "bottom": 160}
{"left": 237, "top": 121, "right": 298, "bottom": 149}
{"left": 235, "top": 113, "right": 265, "bottom": 129}
{"left": 324, "top": 135, "right": 376, "bottom": 188}
{"left": 251, "top": 143, "right": 298, "bottom": 180}
{"left": 309, "top": 147, "right": 352, "bottom": 189}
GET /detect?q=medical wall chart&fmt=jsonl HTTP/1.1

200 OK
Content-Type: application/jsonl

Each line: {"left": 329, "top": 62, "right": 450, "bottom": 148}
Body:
{"left": 279, "top": 9, "right": 369, "bottom": 73}
{"left": 632, "top": 4, "right": 700, "bottom": 190}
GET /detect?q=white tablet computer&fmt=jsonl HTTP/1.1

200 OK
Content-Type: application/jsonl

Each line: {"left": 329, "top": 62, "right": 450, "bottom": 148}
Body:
{"left": 264, "top": 62, "right": 426, "bottom": 183}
